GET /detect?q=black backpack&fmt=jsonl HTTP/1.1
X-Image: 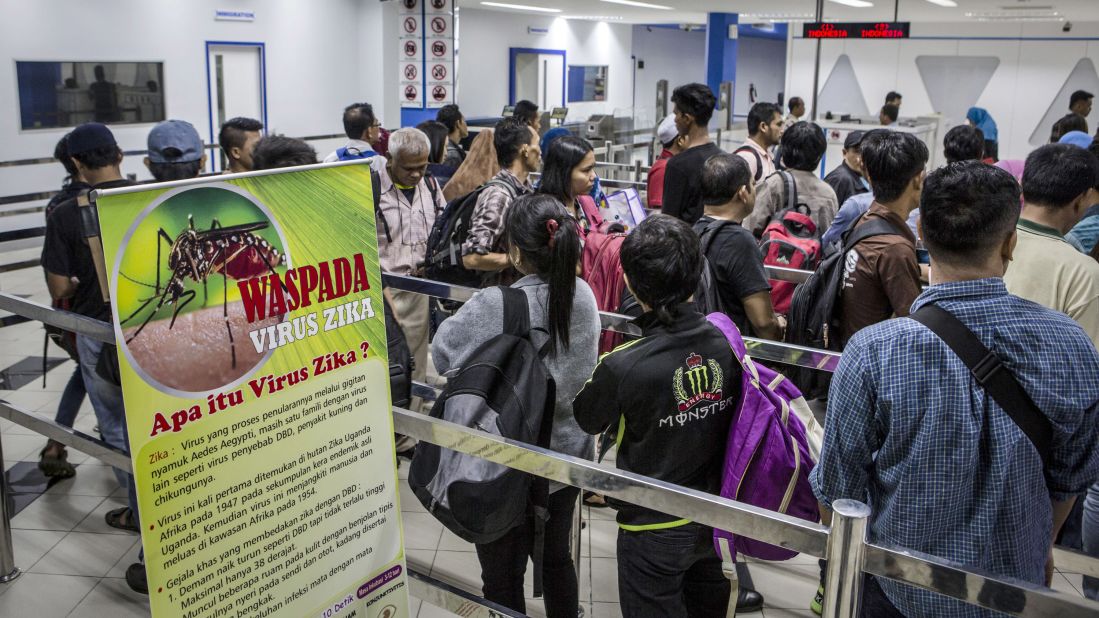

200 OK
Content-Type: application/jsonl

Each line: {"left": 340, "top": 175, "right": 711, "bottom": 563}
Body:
{"left": 785, "top": 218, "right": 900, "bottom": 398}
{"left": 695, "top": 219, "right": 730, "bottom": 316}
{"left": 409, "top": 286, "right": 556, "bottom": 558}
{"left": 422, "top": 179, "right": 515, "bottom": 287}
{"left": 383, "top": 296, "right": 413, "bottom": 409}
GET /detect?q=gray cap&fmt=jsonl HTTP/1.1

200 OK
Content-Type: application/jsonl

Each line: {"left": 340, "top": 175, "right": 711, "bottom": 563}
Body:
{"left": 147, "top": 120, "right": 204, "bottom": 163}
{"left": 844, "top": 130, "right": 866, "bottom": 150}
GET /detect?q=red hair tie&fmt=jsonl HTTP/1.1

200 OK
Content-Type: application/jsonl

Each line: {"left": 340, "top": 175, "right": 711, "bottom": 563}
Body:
{"left": 546, "top": 219, "right": 559, "bottom": 250}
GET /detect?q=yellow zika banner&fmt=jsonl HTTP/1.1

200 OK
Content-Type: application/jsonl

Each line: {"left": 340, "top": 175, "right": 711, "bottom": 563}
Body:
{"left": 94, "top": 162, "right": 409, "bottom": 618}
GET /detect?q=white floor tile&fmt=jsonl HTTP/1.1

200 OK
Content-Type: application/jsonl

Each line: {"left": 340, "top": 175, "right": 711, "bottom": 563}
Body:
{"left": 402, "top": 512, "right": 444, "bottom": 551}
{"left": 44, "top": 463, "right": 122, "bottom": 497}
{"left": 400, "top": 482, "right": 427, "bottom": 514}
{"left": 1053, "top": 571, "right": 1085, "bottom": 597}
{"left": 406, "top": 548, "right": 436, "bottom": 574}
{"left": 10, "top": 493, "right": 105, "bottom": 532}
{"left": 579, "top": 557, "right": 619, "bottom": 603}
{"left": 0, "top": 390, "right": 61, "bottom": 417}
{"left": 583, "top": 518, "right": 617, "bottom": 558}
{"left": 0, "top": 572, "right": 99, "bottom": 616}
{"left": 430, "top": 550, "right": 482, "bottom": 593}
{"left": 9, "top": 528, "right": 66, "bottom": 572}
{"left": 418, "top": 600, "right": 461, "bottom": 617}
{"left": 106, "top": 538, "right": 144, "bottom": 578}
{"left": 68, "top": 576, "right": 151, "bottom": 618}
{"left": 1, "top": 431, "right": 45, "bottom": 461}
{"left": 762, "top": 608, "right": 818, "bottom": 617}
{"left": 437, "top": 529, "right": 475, "bottom": 552}
{"left": 747, "top": 563, "right": 820, "bottom": 610}
{"left": 408, "top": 597, "right": 422, "bottom": 617}
{"left": 72, "top": 495, "right": 135, "bottom": 536}
{"left": 31, "top": 531, "right": 138, "bottom": 577}
{"left": 589, "top": 601, "right": 622, "bottom": 617}
{"left": 0, "top": 416, "right": 39, "bottom": 436}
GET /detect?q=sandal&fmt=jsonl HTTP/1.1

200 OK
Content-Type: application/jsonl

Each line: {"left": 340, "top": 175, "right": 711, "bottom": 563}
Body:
{"left": 583, "top": 491, "right": 609, "bottom": 508}
{"left": 38, "top": 445, "right": 76, "bottom": 479}
{"left": 105, "top": 507, "right": 140, "bottom": 533}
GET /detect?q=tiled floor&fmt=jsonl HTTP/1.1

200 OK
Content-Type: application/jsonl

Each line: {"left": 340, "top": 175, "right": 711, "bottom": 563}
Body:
{"left": 0, "top": 261, "right": 1094, "bottom": 616}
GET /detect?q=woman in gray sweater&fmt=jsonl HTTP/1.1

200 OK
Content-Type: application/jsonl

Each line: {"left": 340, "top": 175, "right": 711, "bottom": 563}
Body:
{"left": 432, "top": 194, "right": 600, "bottom": 618}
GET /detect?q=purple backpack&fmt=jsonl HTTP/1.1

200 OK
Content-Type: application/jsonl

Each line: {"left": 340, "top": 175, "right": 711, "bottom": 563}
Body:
{"left": 706, "top": 312, "right": 823, "bottom": 563}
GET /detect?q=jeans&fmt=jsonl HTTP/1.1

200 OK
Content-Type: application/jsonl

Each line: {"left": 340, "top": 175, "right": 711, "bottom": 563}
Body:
{"left": 617, "top": 523, "right": 730, "bottom": 617}
{"left": 76, "top": 334, "right": 138, "bottom": 525}
{"left": 54, "top": 365, "right": 86, "bottom": 428}
{"left": 475, "top": 486, "right": 580, "bottom": 618}
{"left": 1082, "top": 482, "right": 1099, "bottom": 599}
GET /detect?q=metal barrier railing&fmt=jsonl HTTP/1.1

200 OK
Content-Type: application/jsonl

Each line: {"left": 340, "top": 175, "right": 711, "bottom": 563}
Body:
{"left": 3, "top": 276, "right": 1099, "bottom": 615}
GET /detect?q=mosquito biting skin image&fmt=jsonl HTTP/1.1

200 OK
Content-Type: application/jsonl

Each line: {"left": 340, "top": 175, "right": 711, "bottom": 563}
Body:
{"left": 116, "top": 187, "right": 288, "bottom": 393}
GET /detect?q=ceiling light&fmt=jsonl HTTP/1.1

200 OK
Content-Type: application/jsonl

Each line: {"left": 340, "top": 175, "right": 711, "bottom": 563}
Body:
{"left": 480, "top": 2, "right": 561, "bottom": 13}
{"left": 562, "top": 15, "right": 625, "bottom": 20}
{"left": 925, "top": 0, "right": 957, "bottom": 6}
{"left": 599, "top": 0, "right": 673, "bottom": 9}
{"left": 826, "top": 0, "right": 875, "bottom": 7}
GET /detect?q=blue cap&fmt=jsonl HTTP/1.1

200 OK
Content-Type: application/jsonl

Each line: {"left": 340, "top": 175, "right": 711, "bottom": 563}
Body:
{"left": 1058, "top": 131, "right": 1094, "bottom": 150}
{"left": 68, "top": 123, "right": 117, "bottom": 155}
{"left": 147, "top": 120, "right": 204, "bottom": 163}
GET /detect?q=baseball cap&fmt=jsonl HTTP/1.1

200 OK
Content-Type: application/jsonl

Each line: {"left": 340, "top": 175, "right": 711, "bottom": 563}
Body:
{"left": 1058, "top": 130, "right": 1094, "bottom": 150}
{"left": 148, "top": 120, "right": 204, "bottom": 163}
{"left": 844, "top": 130, "right": 866, "bottom": 150}
{"left": 657, "top": 113, "right": 679, "bottom": 145}
{"left": 68, "top": 123, "right": 117, "bottom": 156}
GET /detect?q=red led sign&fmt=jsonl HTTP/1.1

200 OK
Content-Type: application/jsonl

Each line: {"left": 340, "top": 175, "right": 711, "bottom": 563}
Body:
{"left": 803, "top": 22, "right": 910, "bottom": 39}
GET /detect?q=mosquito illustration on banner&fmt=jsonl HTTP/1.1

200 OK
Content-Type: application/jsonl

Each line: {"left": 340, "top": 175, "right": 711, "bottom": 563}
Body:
{"left": 119, "top": 215, "right": 287, "bottom": 369}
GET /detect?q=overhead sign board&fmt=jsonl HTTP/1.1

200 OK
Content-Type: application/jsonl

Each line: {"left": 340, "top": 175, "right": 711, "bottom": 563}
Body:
{"left": 803, "top": 22, "right": 910, "bottom": 39}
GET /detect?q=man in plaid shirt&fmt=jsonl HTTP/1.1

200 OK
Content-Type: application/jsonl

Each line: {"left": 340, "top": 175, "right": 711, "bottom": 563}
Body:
{"left": 811, "top": 161, "right": 1099, "bottom": 617}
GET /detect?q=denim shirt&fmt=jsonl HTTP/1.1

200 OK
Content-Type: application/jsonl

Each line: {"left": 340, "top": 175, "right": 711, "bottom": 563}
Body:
{"left": 811, "top": 278, "right": 1099, "bottom": 617}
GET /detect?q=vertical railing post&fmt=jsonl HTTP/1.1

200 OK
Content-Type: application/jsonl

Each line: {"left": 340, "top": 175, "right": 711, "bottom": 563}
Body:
{"left": 0, "top": 423, "right": 23, "bottom": 583}
{"left": 822, "top": 499, "right": 871, "bottom": 618}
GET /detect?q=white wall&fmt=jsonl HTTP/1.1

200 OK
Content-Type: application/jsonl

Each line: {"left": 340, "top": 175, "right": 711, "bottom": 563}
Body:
{"left": 735, "top": 37, "right": 787, "bottom": 118}
{"left": 786, "top": 21, "right": 1099, "bottom": 161}
{"left": 455, "top": 10, "right": 633, "bottom": 124}
{"left": 631, "top": 26, "right": 706, "bottom": 126}
{"left": 0, "top": 0, "right": 385, "bottom": 195}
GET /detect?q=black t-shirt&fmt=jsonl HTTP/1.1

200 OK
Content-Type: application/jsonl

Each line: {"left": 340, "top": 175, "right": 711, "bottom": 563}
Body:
{"left": 662, "top": 142, "right": 723, "bottom": 225}
{"left": 41, "top": 179, "right": 133, "bottom": 321}
{"left": 693, "top": 216, "right": 771, "bottom": 334}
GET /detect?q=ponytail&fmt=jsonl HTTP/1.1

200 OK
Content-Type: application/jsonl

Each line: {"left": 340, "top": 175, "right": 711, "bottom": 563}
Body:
{"left": 504, "top": 194, "right": 580, "bottom": 355}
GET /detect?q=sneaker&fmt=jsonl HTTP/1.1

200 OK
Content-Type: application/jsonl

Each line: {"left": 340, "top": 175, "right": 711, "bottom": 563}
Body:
{"left": 126, "top": 562, "right": 148, "bottom": 594}
{"left": 810, "top": 584, "right": 825, "bottom": 615}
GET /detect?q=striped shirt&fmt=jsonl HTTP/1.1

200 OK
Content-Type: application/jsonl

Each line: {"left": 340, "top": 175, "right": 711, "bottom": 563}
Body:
{"left": 810, "top": 278, "right": 1099, "bottom": 617}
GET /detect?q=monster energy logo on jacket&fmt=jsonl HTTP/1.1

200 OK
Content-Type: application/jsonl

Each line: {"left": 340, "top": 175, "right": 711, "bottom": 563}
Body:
{"left": 673, "top": 352, "right": 723, "bottom": 412}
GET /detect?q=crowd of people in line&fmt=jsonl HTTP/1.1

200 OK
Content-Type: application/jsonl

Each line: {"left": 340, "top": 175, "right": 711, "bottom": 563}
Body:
{"left": 34, "top": 79, "right": 1099, "bottom": 617}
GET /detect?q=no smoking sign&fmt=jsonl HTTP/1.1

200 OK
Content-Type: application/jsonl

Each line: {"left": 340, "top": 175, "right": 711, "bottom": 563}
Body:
{"left": 404, "top": 64, "right": 419, "bottom": 80}
{"left": 431, "top": 64, "right": 447, "bottom": 80}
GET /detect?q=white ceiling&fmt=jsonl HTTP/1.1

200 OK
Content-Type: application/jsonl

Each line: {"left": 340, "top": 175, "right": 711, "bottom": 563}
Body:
{"left": 461, "top": 0, "right": 1099, "bottom": 25}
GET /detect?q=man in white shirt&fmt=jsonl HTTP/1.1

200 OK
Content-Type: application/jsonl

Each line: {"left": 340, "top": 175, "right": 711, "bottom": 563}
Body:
{"left": 735, "top": 102, "right": 784, "bottom": 183}
{"left": 324, "top": 102, "right": 381, "bottom": 163}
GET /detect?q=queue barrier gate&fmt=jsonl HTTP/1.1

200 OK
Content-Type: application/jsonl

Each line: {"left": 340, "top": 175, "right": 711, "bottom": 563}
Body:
{"left": 1, "top": 275, "right": 1098, "bottom": 617}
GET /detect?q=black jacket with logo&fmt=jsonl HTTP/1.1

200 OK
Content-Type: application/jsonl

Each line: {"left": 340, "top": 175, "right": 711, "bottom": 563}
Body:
{"left": 573, "top": 304, "right": 743, "bottom": 529}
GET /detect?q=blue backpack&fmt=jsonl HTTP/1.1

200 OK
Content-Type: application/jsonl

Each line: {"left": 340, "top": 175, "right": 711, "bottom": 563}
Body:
{"left": 336, "top": 146, "right": 377, "bottom": 161}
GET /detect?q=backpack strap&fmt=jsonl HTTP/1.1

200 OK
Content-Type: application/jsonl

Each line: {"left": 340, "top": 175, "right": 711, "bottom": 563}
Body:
{"left": 841, "top": 217, "right": 901, "bottom": 252}
{"left": 779, "top": 170, "right": 797, "bottom": 212}
{"left": 425, "top": 175, "right": 442, "bottom": 215}
{"left": 700, "top": 219, "right": 732, "bottom": 258}
{"left": 908, "top": 304, "right": 1052, "bottom": 466}
{"left": 499, "top": 286, "right": 531, "bottom": 339}
{"left": 577, "top": 194, "right": 604, "bottom": 229}
{"left": 76, "top": 192, "right": 110, "bottom": 302}
{"left": 735, "top": 145, "right": 764, "bottom": 182}
{"left": 370, "top": 169, "right": 391, "bottom": 243}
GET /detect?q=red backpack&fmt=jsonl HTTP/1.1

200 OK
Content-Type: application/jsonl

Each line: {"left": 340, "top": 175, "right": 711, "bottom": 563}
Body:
{"left": 759, "top": 172, "right": 822, "bottom": 314}
{"left": 578, "top": 195, "right": 627, "bottom": 354}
